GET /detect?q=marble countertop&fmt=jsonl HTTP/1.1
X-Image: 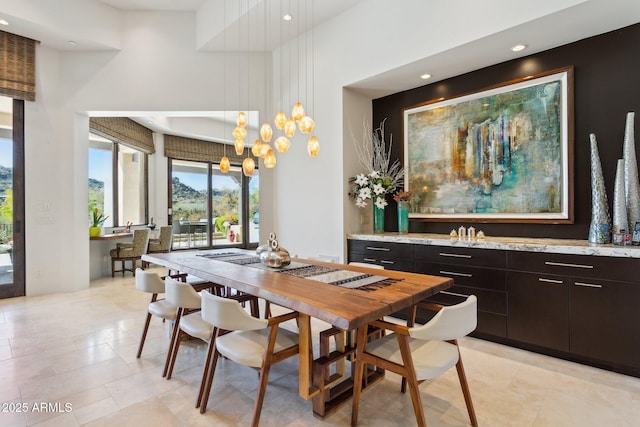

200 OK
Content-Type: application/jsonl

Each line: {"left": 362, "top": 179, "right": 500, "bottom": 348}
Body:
{"left": 347, "top": 233, "right": 640, "bottom": 258}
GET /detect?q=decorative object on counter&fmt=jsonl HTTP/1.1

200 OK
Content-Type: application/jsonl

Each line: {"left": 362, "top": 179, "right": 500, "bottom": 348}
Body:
{"left": 449, "top": 229, "right": 458, "bottom": 240}
{"left": 90, "top": 207, "right": 108, "bottom": 237}
{"left": 613, "top": 158, "right": 628, "bottom": 234}
{"left": 613, "top": 229, "right": 631, "bottom": 246}
{"left": 632, "top": 222, "right": 640, "bottom": 245}
{"left": 476, "top": 230, "right": 486, "bottom": 240}
{"left": 394, "top": 191, "right": 412, "bottom": 234}
{"left": 588, "top": 134, "right": 611, "bottom": 243}
{"left": 467, "top": 226, "right": 476, "bottom": 241}
{"left": 349, "top": 119, "right": 404, "bottom": 234}
{"left": 147, "top": 217, "right": 156, "bottom": 230}
{"left": 458, "top": 225, "right": 466, "bottom": 241}
{"left": 258, "top": 233, "right": 291, "bottom": 268}
{"left": 623, "top": 112, "right": 640, "bottom": 227}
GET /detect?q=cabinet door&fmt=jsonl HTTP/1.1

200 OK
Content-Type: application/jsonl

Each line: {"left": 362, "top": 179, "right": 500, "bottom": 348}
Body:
{"left": 507, "top": 271, "right": 569, "bottom": 351}
{"left": 570, "top": 278, "right": 640, "bottom": 369}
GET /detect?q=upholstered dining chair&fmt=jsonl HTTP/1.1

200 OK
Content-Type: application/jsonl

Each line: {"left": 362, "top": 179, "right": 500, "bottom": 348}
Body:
{"left": 163, "top": 276, "right": 255, "bottom": 381}
{"left": 143, "top": 226, "right": 173, "bottom": 268}
{"left": 351, "top": 295, "right": 478, "bottom": 427}
{"left": 134, "top": 269, "right": 177, "bottom": 358}
{"left": 162, "top": 276, "right": 203, "bottom": 379}
{"left": 110, "top": 228, "right": 150, "bottom": 276}
{"left": 197, "top": 290, "right": 299, "bottom": 426}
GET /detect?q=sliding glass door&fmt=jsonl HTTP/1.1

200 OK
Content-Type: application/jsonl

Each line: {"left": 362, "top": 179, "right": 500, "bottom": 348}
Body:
{"left": 170, "top": 158, "right": 257, "bottom": 250}
{"left": 0, "top": 96, "right": 25, "bottom": 299}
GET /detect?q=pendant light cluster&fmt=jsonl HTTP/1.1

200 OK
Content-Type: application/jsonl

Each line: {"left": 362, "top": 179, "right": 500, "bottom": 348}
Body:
{"left": 221, "top": 0, "right": 319, "bottom": 177}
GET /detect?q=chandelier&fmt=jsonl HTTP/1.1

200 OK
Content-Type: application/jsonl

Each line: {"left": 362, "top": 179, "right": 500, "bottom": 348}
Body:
{"left": 224, "top": 0, "right": 318, "bottom": 177}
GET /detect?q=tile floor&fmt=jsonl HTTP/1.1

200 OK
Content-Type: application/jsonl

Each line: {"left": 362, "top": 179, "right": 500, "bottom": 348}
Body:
{"left": 0, "top": 268, "right": 639, "bottom": 426}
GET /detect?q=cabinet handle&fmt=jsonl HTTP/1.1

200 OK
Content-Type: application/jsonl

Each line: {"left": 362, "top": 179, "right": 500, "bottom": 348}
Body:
{"left": 380, "top": 260, "right": 395, "bottom": 264}
{"left": 366, "top": 246, "right": 390, "bottom": 252}
{"left": 440, "top": 270, "right": 472, "bottom": 277}
{"left": 440, "top": 290, "right": 471, "bottom": 298}
{"left": 574, "top": 282, "right": 603, "bottom": 289}
{"left": 439, "top": 252, "right": 472, "bottom": 258}
{"left": 544, "top": 261, "right": 593, "bottom": 269}
{"left": 538, "top": 278, "right": 564, "bottom": 284}
{"left": 363, "top": 258, "right": 376, "bottom": 262}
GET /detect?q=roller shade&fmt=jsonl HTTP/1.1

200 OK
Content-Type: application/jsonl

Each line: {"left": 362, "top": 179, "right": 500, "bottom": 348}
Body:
{"left": 165, "top": 134, "right": 257, "bottom": 165}
{"left": 0, "top": 30, "right": 37, "bottom": 101}
{"left": 89, "top": 117, "right": 155, "bottom": 154}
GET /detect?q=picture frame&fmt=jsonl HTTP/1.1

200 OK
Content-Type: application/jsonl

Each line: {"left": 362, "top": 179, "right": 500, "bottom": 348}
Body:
{"left": 403, "top": 66, "right": 574, "bottom": 223}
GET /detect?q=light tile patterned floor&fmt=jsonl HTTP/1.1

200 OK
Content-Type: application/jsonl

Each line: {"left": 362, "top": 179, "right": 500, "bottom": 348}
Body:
{"left": 0, "top": 268, "right": 639, "bottom": 426}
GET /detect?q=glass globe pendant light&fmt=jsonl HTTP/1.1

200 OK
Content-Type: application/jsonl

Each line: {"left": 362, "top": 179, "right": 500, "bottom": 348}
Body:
{"left": 307, "top": 135, "right": 320, "bottom": 158}
{"left": 242, "top": 157, "right": 255, "bottom": 176}
{"left": 220, "top": 155, "right": 230, "bottom": 173}
{"left": 259, "top": 142, "right": 271, "bottom": 159}
{"left": 274, "top": 136, "right": 291, "bottom": 153}
{"left": 264, "top": 147, "right": 276, "bottom": 168}
{"left": 274, "top": 111, "right": 287, "bottom": 130}
{"left": 232, "top": 126, "right": 247, "bottom": 140}
{"left": 260, "top": 123, "right": 273, "bottom": 143}
{"left": 298, "top": 115, "right": 315, "bottom": 134}
{"left": 251, "top": 139, "right": 262, "bottom": 157}
{"left": 284, "top": 118, "right": 296, "bottom": 138}
{"left": 234, "top": 138, "right": 245, "bottom": 155}
{"left": 291, "top": 102, "right": 305, "bottom": 122}
{"left": 236, "top": 112, "right": 247, "bottom": 127}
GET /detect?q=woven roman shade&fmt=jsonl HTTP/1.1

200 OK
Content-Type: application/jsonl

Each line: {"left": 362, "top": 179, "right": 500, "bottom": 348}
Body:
{"left": 165, "top": 134, "right": 257, "bottom": 165}
{"left": 0, "top": 30, "right": 37, "bottom": 101}
{"left": 89, "top": 117, "right": 155, "bottom": 154}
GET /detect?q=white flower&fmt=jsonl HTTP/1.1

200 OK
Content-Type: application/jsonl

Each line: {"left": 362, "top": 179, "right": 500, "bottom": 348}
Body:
{"left": 355, "top": 174, "right": 369, "bottom": 186}
{"left": 358, "top": 187, "right": 372, "bottom": 200}
{"left": 375, "top": 197, "right": 388, "bottom": 209}
{"left": 369, "top": 170, "right": 380, "bottom": 179}
{"left": 372, "top": 183, "right": 385, "bottom": 195}
{"left": 356, "top": 198, "right": 367, "bottom": 208}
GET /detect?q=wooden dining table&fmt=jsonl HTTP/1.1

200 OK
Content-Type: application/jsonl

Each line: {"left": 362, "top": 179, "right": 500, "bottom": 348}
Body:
{"left": 142, "top": 249, "right": 453, "bottom": 416}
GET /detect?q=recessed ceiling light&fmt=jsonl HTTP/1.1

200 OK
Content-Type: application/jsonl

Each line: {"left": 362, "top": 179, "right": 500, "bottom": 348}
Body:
{"left": 511, "top": 44, "right": 527, "bottom": 52}
{"left": 283, "top": 14, "right": 292, "bottom": 21}
{"left": 0, "top": 20, "right": 9, "bottom": 26}
{"left": 420, "top": 73, "right": 432, "bottom": 80}
{"left": 68, "top": 40, "right": 78, "bottom": 46}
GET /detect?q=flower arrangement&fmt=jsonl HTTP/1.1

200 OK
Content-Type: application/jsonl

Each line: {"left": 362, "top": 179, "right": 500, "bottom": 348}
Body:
{"left": 393, "top": 190, "right": 413, "bottom": 202}
{"left": 91, "top": 208, "right": 108, "bottom": 227}
{"left": 349, "top": 119, "right": 404, "bottom": 210}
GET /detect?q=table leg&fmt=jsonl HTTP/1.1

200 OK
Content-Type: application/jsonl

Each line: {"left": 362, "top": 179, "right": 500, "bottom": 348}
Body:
{"left": 298, "top": 313, "right": 319, "bottom": 399}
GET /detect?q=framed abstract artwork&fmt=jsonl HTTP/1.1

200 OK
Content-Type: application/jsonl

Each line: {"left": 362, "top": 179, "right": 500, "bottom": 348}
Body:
{"left": 403, "top": 66, "right": 574, "bottom": 223}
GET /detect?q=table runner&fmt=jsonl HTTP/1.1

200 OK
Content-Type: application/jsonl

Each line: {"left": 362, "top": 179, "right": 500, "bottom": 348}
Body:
{"left": 197, "top": 252, "right": 399, "bottom": 291}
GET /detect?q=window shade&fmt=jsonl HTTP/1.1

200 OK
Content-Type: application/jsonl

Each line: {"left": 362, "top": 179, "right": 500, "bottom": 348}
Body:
{"left": 89, "top": 117, "right": 155, "bottom": 154}
{"left": 0, "top": 30, "right": 37, "bottom": 101}
{"left": 165, "top": 134, "right": 257, "bottom": 165}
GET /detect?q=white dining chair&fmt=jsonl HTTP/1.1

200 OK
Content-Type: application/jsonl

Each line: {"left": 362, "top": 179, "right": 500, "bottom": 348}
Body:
{"left": 134, "top": 269, "right": 177, "bottom": 359}
{"left": 196, "top": 290, "right": 299, "bottom": 426}
{"left": 351, "top": 295, "right": 478, "bottom": 427}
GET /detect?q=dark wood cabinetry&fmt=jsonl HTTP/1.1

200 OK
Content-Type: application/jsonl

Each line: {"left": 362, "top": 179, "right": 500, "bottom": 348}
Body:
{"left": 347, "top": 237, "right": 640, "bottom": 376}
{"left": 414, "top": 245, "right": 508, "bottom": 338}
{"left": 347, "top": 239, "right": 414, "bottom": 271}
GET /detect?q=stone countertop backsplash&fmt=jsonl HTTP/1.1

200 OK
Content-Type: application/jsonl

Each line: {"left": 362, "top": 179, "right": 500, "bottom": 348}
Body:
{"left": 347, "top": 233, "right": 640, "bottom": 258}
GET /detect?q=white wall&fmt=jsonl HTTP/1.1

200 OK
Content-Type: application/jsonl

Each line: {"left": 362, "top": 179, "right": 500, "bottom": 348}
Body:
{"left": 23, "top": 0, "right": 609, "bottom": 295}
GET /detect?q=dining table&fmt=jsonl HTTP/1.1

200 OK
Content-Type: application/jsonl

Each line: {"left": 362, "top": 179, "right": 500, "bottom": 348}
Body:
{"left": 142, "top": 248, "right": 453, "bottom": 417}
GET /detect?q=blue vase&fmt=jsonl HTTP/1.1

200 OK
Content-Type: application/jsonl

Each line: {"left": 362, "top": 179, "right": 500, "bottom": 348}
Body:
{"left": 373, "top": 206, "right": 385, "bottom": 234}
{"left": 397, "top": 201, "right": 409, "bottom": 234}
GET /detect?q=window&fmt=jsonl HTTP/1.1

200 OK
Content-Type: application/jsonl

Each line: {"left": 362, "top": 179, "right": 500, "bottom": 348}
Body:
{"left": 88, "top": 133, "right": 148, "bottom": 227}
{"left": 170, "top": 158, "right": 258, "bottom": 250}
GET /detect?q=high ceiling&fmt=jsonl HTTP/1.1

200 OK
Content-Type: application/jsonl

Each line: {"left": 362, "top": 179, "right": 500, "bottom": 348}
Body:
{"left": 2, "top": 0, "right": 640, "bottom": 140}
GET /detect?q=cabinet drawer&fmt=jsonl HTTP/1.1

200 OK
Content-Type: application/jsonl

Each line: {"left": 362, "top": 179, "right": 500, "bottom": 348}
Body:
{"left": 348, "top": 253, "right": 414, "bottom": 271}
{"left": 415, "top": 245, "right": 506, "bottom": 269}
{"left": 415, "top": 262, "right": 505, "bottom": 291}
{"left": 348, "top": 239, "right": 414, "bottom": 259}
{"left": 507, "top": 251, "right": 640, "bottom": 282}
